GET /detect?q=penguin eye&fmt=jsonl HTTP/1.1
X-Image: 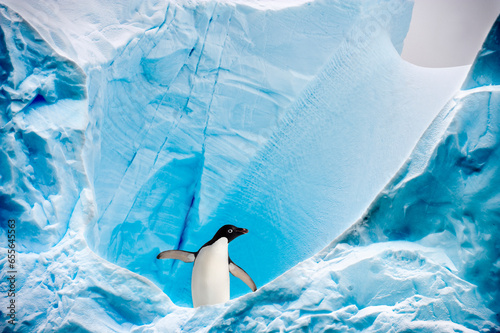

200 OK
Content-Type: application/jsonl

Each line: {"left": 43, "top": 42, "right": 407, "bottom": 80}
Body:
{"left": 228, "top": 229, "right": 233, "bottom": 234}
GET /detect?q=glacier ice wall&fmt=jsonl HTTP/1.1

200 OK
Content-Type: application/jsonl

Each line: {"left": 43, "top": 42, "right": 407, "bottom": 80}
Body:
{"left": 0, "top": 5, "right": 87, "bottom": 252}
{"left": 84, "top": 0, "right": 469, "bottom": 306}
{"left": 336, "top": 15, "right": 500, "bottom": 318}
{"left": 1, "top": 0, "right": 498, "bottom": 332}
{"left": 149, "top": 15, "right": 500, "bottom": 332}
{"left": 17, "top": 0, "right": 468, "bottom": 307}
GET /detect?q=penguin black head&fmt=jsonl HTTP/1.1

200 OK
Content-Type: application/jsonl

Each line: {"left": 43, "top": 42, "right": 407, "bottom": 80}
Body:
{"left": 214, "top": 224, "right": 248, "bottom": 243}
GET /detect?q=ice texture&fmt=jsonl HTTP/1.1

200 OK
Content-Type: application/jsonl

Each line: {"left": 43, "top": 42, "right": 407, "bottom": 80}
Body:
{"left": 0, "top": 0, "right": 498, "bottom": 331}
{"left": 463, "top": 15, "right": 500, "bottom": 90}
{"left": 0, "top": 5, "right": 87, "bottom": 252}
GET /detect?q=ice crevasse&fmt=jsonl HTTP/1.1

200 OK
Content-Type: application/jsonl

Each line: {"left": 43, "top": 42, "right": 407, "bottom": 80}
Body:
{"left": 0, "top": 0, "right": 499, "bottom": 332}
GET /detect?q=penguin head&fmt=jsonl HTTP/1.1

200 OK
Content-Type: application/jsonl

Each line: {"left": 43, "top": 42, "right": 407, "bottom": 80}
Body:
{"left": 216, "top": 224, "right": 248, "bottom": 243}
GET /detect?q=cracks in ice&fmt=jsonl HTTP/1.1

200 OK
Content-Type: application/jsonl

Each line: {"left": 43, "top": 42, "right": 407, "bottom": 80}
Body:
{"left": 174, "top": 194, "right": 196, "bottom": 253}
{"left": 108, "top": 3, "right": 173, "bottom": 70}
{"left": 98, "top": 150, "right": 138, "bottom": 226}
{"left": 152, "top": 3, "right": 172, "bottom": 35}
{"left": 182, "top": 5, "right": 217, "bottom": 113}
{"left": 175, "top": 4, "right": 234, "bottom": 251}
{"left": 93, "top": 5, "right": 185, "bottom": 234}
{"left": 475, "top": 91, "right": 494, "bottom": 148}
{"left": 173, "top": 11, "right": 218, "bottom": 251}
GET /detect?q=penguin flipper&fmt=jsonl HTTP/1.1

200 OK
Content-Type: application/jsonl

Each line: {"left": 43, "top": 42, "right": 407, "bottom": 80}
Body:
{"left": 229, "top": 258, "right": 257, "bottom": 292}
{"left": 157, "top": 250, "right": 196, "bottom": 262}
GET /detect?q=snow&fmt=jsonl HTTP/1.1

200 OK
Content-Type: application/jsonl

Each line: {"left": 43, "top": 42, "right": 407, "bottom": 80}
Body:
{"left": 0, "top": 0, "right": 499, "bottom": 331}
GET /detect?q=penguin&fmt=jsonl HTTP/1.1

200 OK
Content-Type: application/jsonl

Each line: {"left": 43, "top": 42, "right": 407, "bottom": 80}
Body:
{"left": 157, "top": 224, "right": 257, "bottom": 307}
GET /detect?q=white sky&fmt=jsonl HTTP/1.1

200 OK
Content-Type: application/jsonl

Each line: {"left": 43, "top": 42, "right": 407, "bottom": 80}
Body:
{"left": 402, "top": 0, "right": 500, "bottom": 67}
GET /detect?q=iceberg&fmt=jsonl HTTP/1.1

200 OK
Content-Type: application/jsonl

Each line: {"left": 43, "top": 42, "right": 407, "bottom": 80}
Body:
{"left": 0, "top": 0, "right": 498, "bottom": 331}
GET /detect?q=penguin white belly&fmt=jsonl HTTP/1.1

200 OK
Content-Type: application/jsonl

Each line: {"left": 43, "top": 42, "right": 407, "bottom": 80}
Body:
{"left": 191, "top": 237, "right": 230, "bottom": 307}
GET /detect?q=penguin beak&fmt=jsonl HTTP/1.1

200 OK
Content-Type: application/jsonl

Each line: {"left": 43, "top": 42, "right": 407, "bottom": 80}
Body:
{"left": 236, "top": 228, "right": 248, "bottom": 234}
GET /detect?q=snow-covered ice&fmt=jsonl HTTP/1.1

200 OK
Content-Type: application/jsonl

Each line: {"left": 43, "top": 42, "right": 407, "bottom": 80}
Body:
{"left": 0, "top": 0, "right": 498, "bottom": 331}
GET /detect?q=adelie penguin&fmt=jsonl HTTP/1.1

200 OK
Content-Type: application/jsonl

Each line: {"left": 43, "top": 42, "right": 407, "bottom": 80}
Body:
{"left": 157, "top": 225, "right": 257, "bottom": 307}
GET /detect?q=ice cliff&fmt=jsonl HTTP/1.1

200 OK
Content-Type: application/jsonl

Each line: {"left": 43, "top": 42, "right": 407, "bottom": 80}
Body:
{"left": 0, "top": 0, "right": 498, "bottom": 331}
